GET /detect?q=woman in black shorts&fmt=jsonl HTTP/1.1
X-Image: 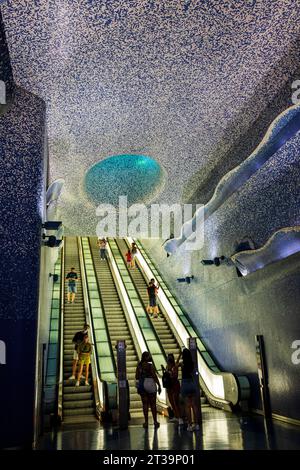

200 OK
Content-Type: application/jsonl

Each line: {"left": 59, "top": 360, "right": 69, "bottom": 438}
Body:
{"left": 179, "top": 348, "right": 201, "bottom": 431}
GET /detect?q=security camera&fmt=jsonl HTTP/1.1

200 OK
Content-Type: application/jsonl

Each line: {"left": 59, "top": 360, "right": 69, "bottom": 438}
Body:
{"left": 42, "top": 221, "right": 62, "bottom": 230}
{"left": 201, "top": 259, "right": 214, "bottom": 265}
{"left": 177, "top": 276, "right": 194, "bottom": 284}
{"left": 42, "top": 234, "right": 63, "bottom": 248}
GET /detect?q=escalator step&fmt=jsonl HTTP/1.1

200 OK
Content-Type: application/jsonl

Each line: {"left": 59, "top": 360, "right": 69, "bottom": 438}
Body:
{"left": 64, "top": 392, "right": 93, "bottom": 401}
{"left": 63, "top": 415, "right": 97, "bottom": 424}
{"left": 64, "top": 408, "right": 95, "bottom": 416}
{"left": 63, "top": 383, "right": 92, "bottom": 392}
{"left": 63, "top": 399, "right": 94, "bottom": 409}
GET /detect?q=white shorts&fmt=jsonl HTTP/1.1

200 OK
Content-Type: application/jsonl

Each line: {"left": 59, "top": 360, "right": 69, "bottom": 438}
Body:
{"left": 73, "top": 350, "right": 79, "bottom": 361}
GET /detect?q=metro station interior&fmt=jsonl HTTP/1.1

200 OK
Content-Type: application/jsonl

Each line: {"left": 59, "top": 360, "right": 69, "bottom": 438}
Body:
{"left": 1, "top": 0, "right": 300, "bottom": 452}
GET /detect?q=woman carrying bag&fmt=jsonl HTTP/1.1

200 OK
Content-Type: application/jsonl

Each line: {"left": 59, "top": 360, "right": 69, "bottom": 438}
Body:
{"left": 135, "top": 351, "right": 162, "bottom": 429}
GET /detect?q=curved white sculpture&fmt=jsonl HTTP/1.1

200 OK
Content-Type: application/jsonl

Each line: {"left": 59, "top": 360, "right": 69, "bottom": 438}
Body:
{"left": 46, "top": 178, "right": 65, "bottom": 220}
{"left": 164, "top": 103, "right": 300, "bottom": 254}
{"left": 231, "top": 226, "right": 300, "bottom": 276}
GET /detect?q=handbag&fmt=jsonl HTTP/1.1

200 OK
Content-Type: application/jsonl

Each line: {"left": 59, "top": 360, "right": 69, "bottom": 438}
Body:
{"left": 162, "top": 370, "right": 172, "bottom": 389}
{"left": 137, "top": 377, "right": 145, "bottom": 395}
{"left": 143, "top": 377, "right": 157, "bottom": 394}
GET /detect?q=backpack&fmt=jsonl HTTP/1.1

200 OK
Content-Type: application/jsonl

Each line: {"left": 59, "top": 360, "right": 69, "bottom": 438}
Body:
{"left": 162, "top": 370, "right": 173, "bottom": 389}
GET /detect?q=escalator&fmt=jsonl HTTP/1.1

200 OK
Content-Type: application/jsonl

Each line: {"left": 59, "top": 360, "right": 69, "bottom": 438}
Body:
{"left": 112, "top": 238, "right": 209, "bottom": 407}
{"left": 131, "top": 238, "right": 251, "bottom": 410}
{"left": 114, "top": 238, "right": 182, "bottom": 359}
{"left": 88, "top": 237, "right": 141, "bottom": 416}
{"left": 62, "top": 237, "right": 97, "bottom": 423}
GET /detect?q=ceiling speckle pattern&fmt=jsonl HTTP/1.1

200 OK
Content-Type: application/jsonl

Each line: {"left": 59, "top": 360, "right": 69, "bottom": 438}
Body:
{"left": 1, "top": 0, "right": 300, "bottom": 233}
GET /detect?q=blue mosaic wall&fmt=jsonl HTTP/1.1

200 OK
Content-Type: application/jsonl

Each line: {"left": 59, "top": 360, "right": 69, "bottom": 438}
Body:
{"left": 0, "top": 12, "right": 46, "bottom": 447}
{"left": 0, "top": 9, "right": 13, "bottom": 103}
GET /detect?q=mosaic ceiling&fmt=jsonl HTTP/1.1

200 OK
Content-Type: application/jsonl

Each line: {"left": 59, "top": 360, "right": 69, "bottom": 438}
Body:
{"left": 1, "top": 0, "right": 300, "bottom": 234}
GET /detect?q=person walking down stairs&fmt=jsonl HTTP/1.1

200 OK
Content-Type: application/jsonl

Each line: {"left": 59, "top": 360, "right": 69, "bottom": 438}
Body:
{"left": 131, "top": 242, "right": 138, "bottom": 268}
{"left": 146, "top": 279, "right": 159, "bottom": 318}
{"left": 66, "top": 267, "right": 79, "bottom": 304}
{"left": 69, "top": 323, "right": 90, "bottom": 380}
{"left": 76, "top": 334, "right": 92, "bottom": 387}
{"left": 97, "top": 237, "right": 108, "bottom": 261}
{"left": 126, "top": 249, "right": 132, "bottom": 269}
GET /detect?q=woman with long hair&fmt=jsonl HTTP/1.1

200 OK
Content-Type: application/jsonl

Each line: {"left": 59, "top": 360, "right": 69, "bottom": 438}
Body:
{"left": 135, "top": 351, "right": 161, "bottom": 429}
{"left": 179, "top": 348, "right": 201, "bottom": 431}
{"left": 162, "top": 352, "right": 183, "bottom": 423}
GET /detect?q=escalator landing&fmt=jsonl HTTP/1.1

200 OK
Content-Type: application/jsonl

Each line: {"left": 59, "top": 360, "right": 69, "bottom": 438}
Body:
{"left": 37, "top": 408, "right": 300, "bottom": 450}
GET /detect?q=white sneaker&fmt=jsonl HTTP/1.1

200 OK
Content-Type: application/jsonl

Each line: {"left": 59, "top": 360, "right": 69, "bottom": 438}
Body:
{"left": 187, "top": 425, "right": 194, "bottom": 432}
{"left": 69, "top": 375, "right": 75, "bottom": 380}
{"left": 85, "top": 381, "right": 89, "bottom": 386}
{"left": 178, "top": 418, "right": 184, "bottom": 425}
{"left": 75, "top": 381, "right": 80, "bottom": 387}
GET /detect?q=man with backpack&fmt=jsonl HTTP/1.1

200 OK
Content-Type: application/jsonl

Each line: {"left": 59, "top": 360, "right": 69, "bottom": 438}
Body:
{"left": 69, "top": 323, "right": 90, "bottom": 380}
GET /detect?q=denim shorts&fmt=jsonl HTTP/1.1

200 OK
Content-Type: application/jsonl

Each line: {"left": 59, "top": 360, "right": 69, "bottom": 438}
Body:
{"left": 149, "top": 297, "right": 157, "bottom": 307}
{"left": 68, "top": 284, "right": 77, "bottom": 293}
{"left": 180, "top": 378, "right": 197, "bottom": 397}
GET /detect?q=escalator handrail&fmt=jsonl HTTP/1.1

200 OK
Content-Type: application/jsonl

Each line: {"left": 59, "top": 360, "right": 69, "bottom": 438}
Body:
{"left": 131, "top": 238, "right": 250, "bottom": 407}
{"left": 107, "top": 238, "right": 168, "bottom": 408}
{"left": 57, "top": 240, "right": 65, "bottom": 420}
{"left": 78, "top": 236, "right": 105, "bottom": 415}
{"left": 113, "top": 237, "right": 169, "bottom": 364}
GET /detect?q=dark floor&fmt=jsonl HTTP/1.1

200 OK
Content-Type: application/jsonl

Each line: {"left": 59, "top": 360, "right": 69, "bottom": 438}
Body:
{"left": 38, "top": 407, "right": 300, "bottom": 450}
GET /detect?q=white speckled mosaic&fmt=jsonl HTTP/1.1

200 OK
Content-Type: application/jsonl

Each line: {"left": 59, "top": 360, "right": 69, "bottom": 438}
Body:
{"left": 1, "top": 0, "right": 300, "bottom": 234}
